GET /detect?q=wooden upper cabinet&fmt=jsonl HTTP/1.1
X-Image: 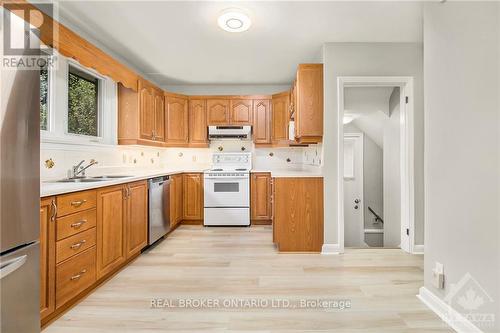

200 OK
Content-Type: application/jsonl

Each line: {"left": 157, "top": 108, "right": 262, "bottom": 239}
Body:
{"left": 230, "top": 99, "right": 253, "bottom": 125}
{"left": 40, "top": 197, "right": 56, "bottom": 320}
{"left": 295, "top": 64, "right": 323, "bottom": 143}
{"left": 153, "top": 92, "right": 165, "bottom": 142}
{"left": 271, "top": 92, "right": 290, "bottom": 143}
{"left": 96, "top": 185, "right": 126, "bottom": 279}
{"left": 251, "top": 173, "right": 272, "bottom": 221}
{"left": 189, "top": 99, "right": 208, "bottom": 147}
{"left": 207, "top": 99, "right": 230, "bottom": 125}
{"left": 119, "top": 80, "right": 165, "bottom": 147}
{"left": 165, "top": 94, "right": 189, "bottom": 145}
{"left": 125, "top": 181, "right": 148, "bottom": 259}
{"left": 253, "top": 99, "right": 271, "bottom": 144}
{"left": 139, "top": 80, "right": 155, "bottom": 141}
{"left": 183, "top": 173, "right": 203, "bottom": 220}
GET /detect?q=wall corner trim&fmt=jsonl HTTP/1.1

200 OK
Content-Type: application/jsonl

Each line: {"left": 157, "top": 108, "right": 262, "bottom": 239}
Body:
{"left": 417, "top": 287, "right": 484, "bottom": 333}
{"left": 321, "top": 244, "right": 341, "bottom": 255}
{"left": 413, "top": 244, "right": 424, "bottom": 254}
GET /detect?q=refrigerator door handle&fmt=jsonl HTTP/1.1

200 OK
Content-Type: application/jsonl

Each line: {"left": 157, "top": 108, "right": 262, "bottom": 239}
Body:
{"left": 0, "top": 255, "right": 27, "bottom": 280}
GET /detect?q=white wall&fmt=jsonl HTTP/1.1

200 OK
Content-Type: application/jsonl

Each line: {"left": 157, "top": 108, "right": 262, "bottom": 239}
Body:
{"left": 322, "top": 42, "right": 424, "bottom": 249}
{"left": 423, "top": 2, "right": 499, "bottom": 331}
{"left": 383, "top": 88, "right": 401, "bottom": 247}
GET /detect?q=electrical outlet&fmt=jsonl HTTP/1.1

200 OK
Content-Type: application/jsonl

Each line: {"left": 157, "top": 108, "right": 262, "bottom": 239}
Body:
{"left": 432, "top": 262, "right": 445, "bottom": 289}
{"left": 192, "top": 155, "right": 197, "bottom": 162}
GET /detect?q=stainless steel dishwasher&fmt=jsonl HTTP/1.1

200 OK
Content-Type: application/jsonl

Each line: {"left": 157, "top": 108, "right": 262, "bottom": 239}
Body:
{"left": 148, "top": 176, "right": 171, "bottom": 245}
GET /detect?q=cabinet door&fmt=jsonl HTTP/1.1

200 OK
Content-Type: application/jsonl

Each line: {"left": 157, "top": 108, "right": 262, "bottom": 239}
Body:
{"left": 252, "top": 100, "right": 271, "bottom": 144}
{"left": 40, "top": 197, "right": 56, "bottom": 320}
{"left": 207, "top": 99, "right": 230, "bottom": 125}
{"left": 125, "top": 181, "right": 148, "bottom": 258}
{"left": 170, "top": 174, "right": 184, "bottom": 226}
{"left": 271, "top": 93, "right": 290, "bottom": 143}
{"left": 183, "top": 173, "right": 203, "bottom": 220}
{"left": 251, "top": 173, "right": 272, "bottom": 221}
{"left": 230, "top": 99, "right": 253, "bottom": 125}
{"left": 165, "top": 95, "right": 189, "bottom": 144}
{"left": 189, "top": 99, "right": 208, "bottom": 146}
{"left": 139, "top": 82, "right": 155, "bottom": 140}
{"left": 154, "top": 92, "right": 165, "bottom": 142}
{"left": 295, "top": 64, "right": 323, "bottom": 141}
{"left": 96, "top": 185, "right": 126, "bottom": 278}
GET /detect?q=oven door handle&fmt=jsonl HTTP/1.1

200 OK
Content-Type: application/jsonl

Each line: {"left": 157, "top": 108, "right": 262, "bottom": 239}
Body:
{"left": 204, "top": 176, "right": 249, "bottom": 180}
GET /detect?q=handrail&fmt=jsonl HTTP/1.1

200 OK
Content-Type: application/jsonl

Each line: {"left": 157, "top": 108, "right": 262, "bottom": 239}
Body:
{"left": 368, "top": 207, "right": 384, "bottom": 224}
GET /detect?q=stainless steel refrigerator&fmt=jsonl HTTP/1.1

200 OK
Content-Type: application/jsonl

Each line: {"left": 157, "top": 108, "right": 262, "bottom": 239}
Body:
{"left": 0, "top": 7, "right": 41, "bottom": 332}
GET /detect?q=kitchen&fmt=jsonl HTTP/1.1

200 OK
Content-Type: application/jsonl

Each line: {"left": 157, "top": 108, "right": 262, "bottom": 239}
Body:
{"left": 2, "top": 1, "right": 494, "bottom": 332}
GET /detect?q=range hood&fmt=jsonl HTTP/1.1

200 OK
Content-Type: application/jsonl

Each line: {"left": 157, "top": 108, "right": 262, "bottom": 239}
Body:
{"left": 208, "top": 125, "right": 251, "bottom": 140}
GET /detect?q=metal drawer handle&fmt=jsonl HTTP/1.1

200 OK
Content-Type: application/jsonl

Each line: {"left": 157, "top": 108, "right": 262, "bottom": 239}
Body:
{"left": 70, "top": 269, "right": 87, "bottom": 280}
{"left": 70, "top": 220, "right": 87, "bottom": 229}
{"left": 70, "top": 240, "right": 86, "bottom": 249}
{"left": 71, "top": 199, "right": 87, "bottom": 207}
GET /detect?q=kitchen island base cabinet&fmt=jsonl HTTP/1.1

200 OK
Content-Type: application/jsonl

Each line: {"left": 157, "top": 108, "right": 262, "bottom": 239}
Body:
{"left": 273, "top": 177, "right": 324, "bottom": 252}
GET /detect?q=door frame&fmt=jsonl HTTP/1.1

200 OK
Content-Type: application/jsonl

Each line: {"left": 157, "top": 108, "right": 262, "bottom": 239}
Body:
{"left": 343, "top": 132, "right": 365, "bottom": 247}
{"left": 337, "top": 76, "right": 415, "bottom": 253}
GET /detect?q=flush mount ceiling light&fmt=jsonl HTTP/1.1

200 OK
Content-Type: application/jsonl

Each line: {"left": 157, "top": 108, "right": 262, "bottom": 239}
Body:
{"left": 217, "top": 8, "right": 251, "bottom": 33}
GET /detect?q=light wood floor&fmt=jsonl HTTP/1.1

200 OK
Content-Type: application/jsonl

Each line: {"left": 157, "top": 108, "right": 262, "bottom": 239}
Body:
{"left": 44, "top": 225, "right": 452, "bottom": 332}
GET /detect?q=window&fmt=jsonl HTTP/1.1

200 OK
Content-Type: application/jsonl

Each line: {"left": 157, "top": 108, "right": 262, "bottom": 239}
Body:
{"left": 67, "top": 64, "right": 100, "bottom": 137}
{"left": 40, "top": 68, "right": 49, "bottom": 130}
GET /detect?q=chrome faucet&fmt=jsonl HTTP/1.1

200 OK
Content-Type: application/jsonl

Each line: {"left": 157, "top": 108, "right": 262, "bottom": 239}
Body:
{"left": 72, "top": 159, "right": 98, "bottom": 178}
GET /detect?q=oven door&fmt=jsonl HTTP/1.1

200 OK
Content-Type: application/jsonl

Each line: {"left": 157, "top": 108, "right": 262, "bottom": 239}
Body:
{"left": 204, "top": 176, "right": 249, "bottom": 207}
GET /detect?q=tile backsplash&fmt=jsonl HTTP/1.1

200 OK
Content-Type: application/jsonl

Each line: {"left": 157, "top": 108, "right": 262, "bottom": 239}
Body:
{"left": 40, "top": 141, "right": 323, "bottom": 181}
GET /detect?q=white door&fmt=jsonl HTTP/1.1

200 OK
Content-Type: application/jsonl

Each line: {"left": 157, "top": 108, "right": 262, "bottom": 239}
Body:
{"left": 344, "top": 134, "right": 364, "bottom": 247}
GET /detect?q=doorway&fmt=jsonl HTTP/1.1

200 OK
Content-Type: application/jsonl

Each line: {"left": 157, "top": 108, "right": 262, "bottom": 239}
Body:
{"left": 337, "top": 77, "right": 415, "bottom": 253}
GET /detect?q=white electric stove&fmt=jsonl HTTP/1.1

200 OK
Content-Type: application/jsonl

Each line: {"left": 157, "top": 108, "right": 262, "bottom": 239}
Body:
{"left": 203, "top": 152, "right": 251, "bottom": 226}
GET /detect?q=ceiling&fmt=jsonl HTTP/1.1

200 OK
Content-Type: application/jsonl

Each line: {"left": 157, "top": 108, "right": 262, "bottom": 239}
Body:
{"left": 344, "top": 87, "right": 398, "bottom": 147}
{"left": 56, "top": 1, "right": 423, "bottom": 87}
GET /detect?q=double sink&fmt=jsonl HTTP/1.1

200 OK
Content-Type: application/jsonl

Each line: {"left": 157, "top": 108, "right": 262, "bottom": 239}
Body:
{"left": 53, "top": 175, "right": 133, "bottom": 183}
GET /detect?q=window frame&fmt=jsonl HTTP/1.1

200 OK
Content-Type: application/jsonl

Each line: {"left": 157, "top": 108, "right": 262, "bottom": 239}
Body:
{"left": 41, "top": 52, "right": 118, "bottom": 147}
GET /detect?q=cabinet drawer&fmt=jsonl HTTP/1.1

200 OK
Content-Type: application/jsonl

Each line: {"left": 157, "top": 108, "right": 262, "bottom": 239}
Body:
{"left": 57, "top": 190, "right": 97, "bottom": 217}
{"left": 56, "top": 246, "right": 96, "bottom": 308}
{"left": 56, "top": 209, "right": 96, "bottom": 241}
{"left": 56, "top": 228, "right": 96, "bottom": 264}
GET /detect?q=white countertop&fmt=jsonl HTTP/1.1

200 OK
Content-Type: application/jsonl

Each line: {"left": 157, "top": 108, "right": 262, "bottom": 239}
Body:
{"left": 40, "top": 168, "right": 207, "bottom": 197}
{"left": 41, "top": 167, "right": 323, "bottom": 197}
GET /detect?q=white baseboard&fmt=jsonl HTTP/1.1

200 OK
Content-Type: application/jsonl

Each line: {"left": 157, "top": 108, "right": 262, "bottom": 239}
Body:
{"left": 417, "top": 287, "right": 483, "bottom": 333}
{"left": 413, "top": 244, "right": 424, "bottom": 254}
{"left": 321, "top": 244, "right": 341, "bottom": 254}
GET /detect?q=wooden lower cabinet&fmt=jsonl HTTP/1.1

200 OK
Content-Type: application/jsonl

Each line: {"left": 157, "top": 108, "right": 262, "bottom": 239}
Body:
{"left": 170, "top": 174, "right": 184, "bottom": 227}
{"left": 55, "top": 246, "right": 96, "bottom": 308}
{"left": 250, "top": 173, "right": 272, "bottom": 224}
{"left": 96, "top": 185, "right": 126, "bottom": 279}
{"left": 41, "top": 180, "right": 149, "bottom": 325}
{"left": 183, "top": 173, "right": 204, "bottom": 221}
{"left": 125, "top": 181, "right": 148, "bottom": 258}
{"left": 40, "top": 197, "right": 56, "bottom": 320}
{"left": 273, "top": 177, "right": 324, "bottom": 252}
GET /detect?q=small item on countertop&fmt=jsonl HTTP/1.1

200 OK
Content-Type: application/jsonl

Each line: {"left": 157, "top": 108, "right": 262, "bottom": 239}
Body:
{"left": 269, "top": 152, "right": 274, "bottom": 157}
{"left": 218, "top": 146, "right": 223, "bottom": 151}
{"left": 286, "top": 158, "right": 291, "bottom": 163}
